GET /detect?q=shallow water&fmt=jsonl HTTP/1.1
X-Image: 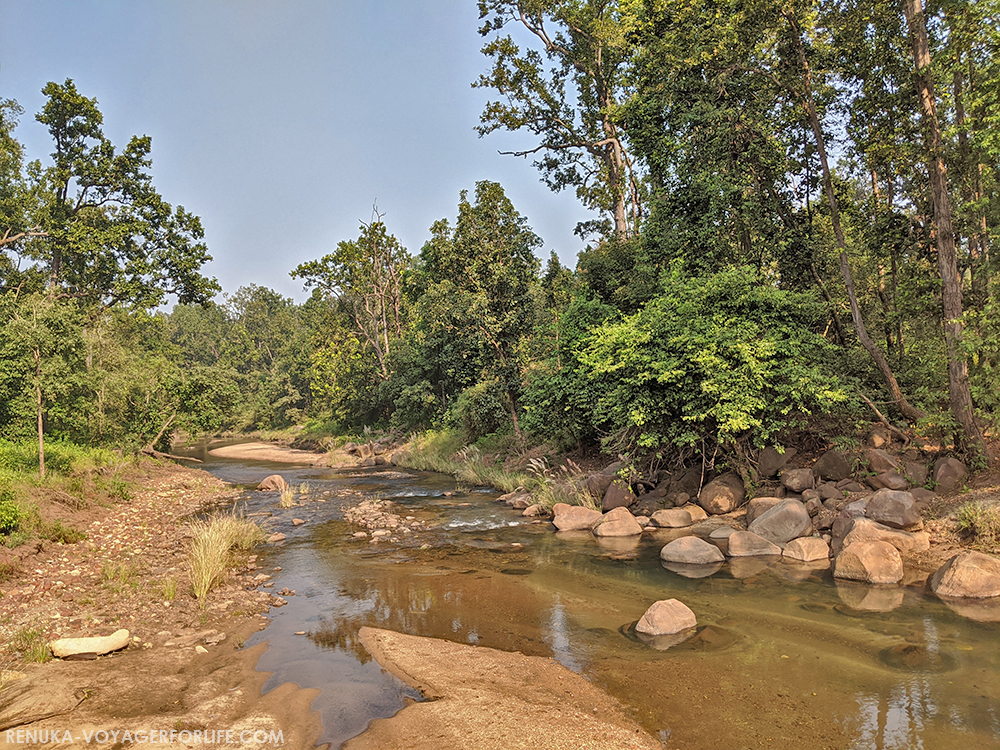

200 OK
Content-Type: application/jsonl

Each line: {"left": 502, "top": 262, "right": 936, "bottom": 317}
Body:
{"left": 181, "top": 443, "right": 1000, "bottom": 749}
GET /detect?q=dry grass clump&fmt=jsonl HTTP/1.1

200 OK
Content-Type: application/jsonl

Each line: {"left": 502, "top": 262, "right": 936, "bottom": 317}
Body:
{"left": 955, "top": 500, "right": 1000, "bottom": 552}
{"left": 188, "top": 513, "right": 265, "bottom": 603}
{"left": 279, "top": 486, "right": 294, "bottom": 508}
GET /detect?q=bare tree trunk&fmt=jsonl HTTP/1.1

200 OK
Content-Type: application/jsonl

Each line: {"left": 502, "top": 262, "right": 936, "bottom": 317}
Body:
{"left": 904, "top": 0, "right": 987, "bottom": 458}
{"left": 34, "top": 347, "right": 45, "bottom": 480}
{"left": 785, "top": 12, "right": 924, "bottom": 423}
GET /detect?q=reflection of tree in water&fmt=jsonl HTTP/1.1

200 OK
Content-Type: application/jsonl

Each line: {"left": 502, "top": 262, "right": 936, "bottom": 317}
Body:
{"left": 309, "top": 618, "right": 371, "bottom": 665}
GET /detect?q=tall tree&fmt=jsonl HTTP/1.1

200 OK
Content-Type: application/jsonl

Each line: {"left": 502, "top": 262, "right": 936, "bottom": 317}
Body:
{"left": 903, "top": 0, "right": 986, "bottom": 457}
{"left": 476, "top": 0, "right": 642, "bottom": 239}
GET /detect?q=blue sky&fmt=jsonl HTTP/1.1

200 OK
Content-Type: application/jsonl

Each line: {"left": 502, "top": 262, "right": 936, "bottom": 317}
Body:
{"left": 0, "top": 0, "right": 593, "bottom": 302}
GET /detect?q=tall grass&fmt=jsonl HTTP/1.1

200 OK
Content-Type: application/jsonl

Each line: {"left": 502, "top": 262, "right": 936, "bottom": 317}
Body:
{"left": 188, "top": 513, "right": 265, "bottom": 603}
{"left": 392, "top": 429, "right": 595, "bottom": 508}
{"left": 956, "top": 501, "right": 1000, "bottom": 552}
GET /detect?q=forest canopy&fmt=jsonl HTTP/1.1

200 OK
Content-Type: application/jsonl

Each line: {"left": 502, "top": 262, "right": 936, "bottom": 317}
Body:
{"left": 2, "top": 0, "right": 999, "bottom": 472}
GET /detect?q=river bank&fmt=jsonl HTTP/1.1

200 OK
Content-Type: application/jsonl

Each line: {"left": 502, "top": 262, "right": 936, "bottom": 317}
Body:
{"left": 0, "top": 457, "right": 323, "bottom": 749}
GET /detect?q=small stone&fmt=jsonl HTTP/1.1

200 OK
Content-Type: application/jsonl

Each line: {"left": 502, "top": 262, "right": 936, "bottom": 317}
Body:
{"left": 933, "top": 457, "right": 967, "bottom": 494}
{"left": 292, "top": 518, "right": 305, "bottom": 526}
{"left": 698, "top": 473, "right": 745, "bottom": 515}
{"left": 266, "top": 533, "right": 286, "bottom": 543}
{"left": 195, "top": 645, "right": 208, "bottom": 654}
{"left": 649, "top": 508, "right": 693, "bottom": 528}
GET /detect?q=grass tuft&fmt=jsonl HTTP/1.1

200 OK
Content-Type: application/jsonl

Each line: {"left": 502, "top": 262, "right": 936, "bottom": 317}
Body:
{"left": 955, "top": 501, "right": 1000, "bottom": 552}
{"left": 10, "top": 626, "right": 50, "bottom": 663}
{"left": 279, "top": 487, "right": 294, "bottom": 508}
{"left": 188, "top": 513, "right": 265, "bottom": 603}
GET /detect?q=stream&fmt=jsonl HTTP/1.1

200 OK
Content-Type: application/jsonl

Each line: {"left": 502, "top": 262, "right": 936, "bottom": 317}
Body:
{"left": 181, "top": 443, "right": 1000, "bottom": 749}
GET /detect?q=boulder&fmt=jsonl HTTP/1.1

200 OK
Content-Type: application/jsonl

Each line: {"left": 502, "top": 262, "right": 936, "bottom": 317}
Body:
{"left": 877, "top": 472, "right": 909, "bottom": 491}
{"left": 804, "top": 496, "right": 824, "bottom": 518}
{"left": 933, "top": 457, "right": 967, "bottom": 494}
{"left": 832, "top": 517, "right": 928, "bottom": 556}
{"left": 635, "top": 599, "right": 697, "bottom": 636}
{"left": 817, "top": 483, "right": 843, "bottom": 501}
{"left": 256, "top": 474, "right": 288, "bottom": 491}
{"left": 649, "top": 508, "right": 694, "bottom": 529}
{"left": 745, "top": 497, "right": 782, "bottom": 525}
{"left": 49, "top": 629, "right": 131, "bottom": 659}
{"left": 697, "top": 472, "right": 745, "bottom": 515}
{"left": 522, "top": 504, "right": 546, "bottom": 517}
{"left": 842, "top": 499, "right": 868, "bottom": 518}
{"left": 902, "top": 461, "right": 928, "bottom": 488}
{"left": 833, "top": 540, "right": 903, "bottom": 584}
{"left": 669, "top": 468, "right": 702, "bottom": 496}
{"left": 930, "top": 551, "right": 1000, "bottom": 599}
{"left": 865, "top": 448, "right": 899, "bottom": 474}
{"left": 602, "top": 479, "right": 636, "bottom": 512}
{"left": 592, "top": 506, "right": 643, "bottom": 537}
{"left": 910, "top": 487, "right": 937, "bottom": 506}
{"left": 781, "top": 468, "right": 814, "bottom": 493}
{"left": 660, "top": 536, "right": 725, "bottom": 565}
{"left": 783, "top": 536, "right": 830, "bottom": 562}
{"left": 708, "top": 526, "right": 737, "bottom": 554}
{"left": 585, "top": 473, "right": 614, "bottom": 500}
{"left": 758, "top": 446, "right": 795, "bottom": 478}
{"left": 680, "top": 504, "right": 708, "bottom": 522}
{"left": 865, "top": 489, "right": 922, "bottom": 530}
{"left": 868, "top": 425, "right": 891, "bottom": 448}
{"left": 551, "top": 503, "right": 602, "bottom": 532}
{"left": 726, "top": 530, "right": 782, "bottom": 557}
{"left": 837, "top": 479, "right": 866, "bottom": 493}
{"left": 812, "top": 450, "right": 852, "bottom": 482}
{"left": 747, "top": 499, "right": 812, "bottom": 544}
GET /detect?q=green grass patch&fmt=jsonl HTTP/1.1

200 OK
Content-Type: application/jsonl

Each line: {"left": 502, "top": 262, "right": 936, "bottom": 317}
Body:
{"left": 42, "top": 521, "right": 87, "bottom": 544}
{"left": 101, "top": 562, "right": 139, "bottom": 594}
{"left": 9, "top": 626, "right": 50, "bottom": 663}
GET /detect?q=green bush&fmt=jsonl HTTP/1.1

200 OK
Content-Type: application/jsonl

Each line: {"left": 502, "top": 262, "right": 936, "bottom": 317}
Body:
{"left": 576, "top": 266, "right": 846, "bottom": 453}
{"left": 0, "top": 492, "right": 24, "bottom": 535}
{"left": 449, "top": 380, "right": 510, "bottom": 443}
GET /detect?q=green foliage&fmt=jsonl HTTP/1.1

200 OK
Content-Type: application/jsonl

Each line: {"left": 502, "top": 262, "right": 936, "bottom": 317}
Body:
{"left": 0, "top": 493, "right": 24, "bottom": 535}
{"left": 449, "top": 380, "right": 510, "bottom": 443}
{"left": 577, "top": 267, "right": 846, "bottom": 452}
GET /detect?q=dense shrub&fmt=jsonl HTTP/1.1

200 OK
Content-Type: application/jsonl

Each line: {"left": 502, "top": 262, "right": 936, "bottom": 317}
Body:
{"left": 449, "top": 380, "right": 510, "bottom": 442}
{"left": 576, "top": 266, "right": 846, "bottom": 452}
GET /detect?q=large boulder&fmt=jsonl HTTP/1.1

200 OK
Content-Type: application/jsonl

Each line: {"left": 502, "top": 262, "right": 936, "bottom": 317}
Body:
{"left": 758, "top": 446, "right": 796, "bottom": 478}
{"left": 930, "top": 551, "right": 1000, "bottom": 599}
{"left": 902, "top": 460, "right": 928, "bottom": 488}
{"left": 832, "top": 517, "right": 929, "bottom": 556}
{"left": 635, "top": 599, "right": 697, "bottom": 636}
{"left": 49, "top": 629, "right": 131, "bottom": 659}
{"left": 865, "top": 489, "right": 921, "bottom": 530}
{"left": 876, "top": 472, "right": 909, "bottom": 491}
{"left": 812, "top": 450, "right": 852, "bottom": 482}
{"left": 660, "top": 536, "right": 725, "bottom": 565}
{"left": 933, "top": 457, "right": 967, "bottom": 494}
{"left": 745, "top": 497, "right": 782, "bottom": 525}
{"left": 551, "top": 503, "right": 602, "bottom": 532}
{"left": 747, "top": 499, "right": 812, "bottom": 544}
{"left": 865, "top": 449, "right": 899, "bottom": 474}
{"left": 649, "top": 508, "right": 694, "bottom": 529}
{"left": 781, "top": 468, "right": 814, "bottom": 493}
{"left": 602, "top": 479, "right": 636, "bottom": 511}
{"left": 256, "top": 474, "right": 289, "bottom": 491}
{"left": 698, "top": 472, "right": 745, "bottom": 515}
{"left": 592, "top": 506, "right": 643, "bottom": 537}
{"left": 726, "top": 530, "right": 782, "bottom": 557}
{"left": 782, "top": 537, "right": 830, "bottom": 563}
{"left": 585, "top": 473, "right": 614, "bottom": 500}
{"left": 833, "top": 540, "right": 903, "bottom": 584}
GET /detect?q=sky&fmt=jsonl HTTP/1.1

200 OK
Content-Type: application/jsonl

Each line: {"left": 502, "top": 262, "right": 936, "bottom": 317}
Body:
{"left": 0, "top": 0, "right": 595, "bottom": 303}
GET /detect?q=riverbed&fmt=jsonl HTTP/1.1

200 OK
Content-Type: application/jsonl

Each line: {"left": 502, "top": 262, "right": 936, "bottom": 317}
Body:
{"left": 183, "top": 443, "right": 1000, "bottom": 749}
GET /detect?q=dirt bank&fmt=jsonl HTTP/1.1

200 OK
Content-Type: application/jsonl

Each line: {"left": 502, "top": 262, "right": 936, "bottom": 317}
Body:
{"left": 0, "top": 459, "right": 322, "bottom": 749}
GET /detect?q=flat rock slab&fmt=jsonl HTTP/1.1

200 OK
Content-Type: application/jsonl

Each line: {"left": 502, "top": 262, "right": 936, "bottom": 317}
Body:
{"left": 343, "top": 627, "right": 661, "bottom": 750}
{"left": 0, "top": 673, "right": 85, "bottom": 731}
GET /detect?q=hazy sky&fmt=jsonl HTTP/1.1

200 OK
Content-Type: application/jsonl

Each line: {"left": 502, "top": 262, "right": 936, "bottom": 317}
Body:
{"left": 0, "top": 0, "right": 593, "bottom": 303}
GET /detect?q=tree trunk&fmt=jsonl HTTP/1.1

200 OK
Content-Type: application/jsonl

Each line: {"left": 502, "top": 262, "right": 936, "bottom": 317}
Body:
{"left": 35, "top": 347, "right": 45, "bottom": 480}
{"left": 785, "top": 12, "right": 924, "bottom": 423}
{"left": 903, "top": 0, "right": 987, "bottom": 458}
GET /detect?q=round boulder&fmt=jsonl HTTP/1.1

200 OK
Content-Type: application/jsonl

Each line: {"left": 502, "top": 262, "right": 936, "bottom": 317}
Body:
{"left": 865, "top": 489, "right": 921, "bottom": 530}
{"left": 812, "top": 449, "right": 852, "bottom": 482}
{"left": 257, "top": 474, "right": 289, "bottom": 491}
{"left": 649, "top": 508, "right": 693, "bottom": 529}
{"left": 930, "top": 550, "right": 1000, "bottom": 599}
{"left": 933, "top": 457, "right": 967, "bottom": 495}
{"left": 635, "top": 599, "right": 697, "bottom": 636}
{"left": 783, "top": 537, "right": 830, "bottom": 563}
{"left": 781, "top": 468, "right": 815, "bottom": 493}
{"left": 551, "top": 503, "right": 602, "bottom": 532}
{"left": 748, "top": 499, "right": 812, "bottom": 544}
{"left": 660, "top": 536, "right": 725, "bottom": 565}
{"left": 698, "top": 472, "right": 745, "bottom": 515}
{"left": 833, "top": 540, "right": 903, "bottom": 584}
{"left": 593, "top": 506, "right": 643, "bottom": 537}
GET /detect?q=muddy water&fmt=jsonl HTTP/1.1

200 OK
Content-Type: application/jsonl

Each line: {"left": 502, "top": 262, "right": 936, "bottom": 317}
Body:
{"left": 183, "top": 444, "right": 1000, "bottom": 749}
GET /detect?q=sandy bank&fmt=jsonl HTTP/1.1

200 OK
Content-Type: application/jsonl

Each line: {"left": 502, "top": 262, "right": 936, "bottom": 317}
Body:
{"left": 208, "top": 442, "right": 327, "bottom": 464}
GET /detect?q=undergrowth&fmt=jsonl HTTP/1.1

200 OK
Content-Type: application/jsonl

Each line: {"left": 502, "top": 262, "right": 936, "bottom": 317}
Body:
{"left": 188, "top": 512, "right": 265, "bottom": 604}
{"left": 955, "top": 501, "right": 1000, "bottom": 552}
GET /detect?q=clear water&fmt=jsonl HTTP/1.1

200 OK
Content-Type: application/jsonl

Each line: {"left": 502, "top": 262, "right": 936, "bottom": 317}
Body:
{"left": 181, "top": 443, "right": 1000, "bottom": 749}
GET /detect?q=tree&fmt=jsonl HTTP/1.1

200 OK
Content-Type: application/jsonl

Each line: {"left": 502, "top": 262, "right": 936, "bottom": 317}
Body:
{"left": 903, "top": 0, "right": 986, "bottom": 458}
{"left": 476, "top": 0, "right": 642, "bottom": 239}
{"left": 292, "top": 207, "right": 408, "bottom": 381}
{"left": 27, "top": 79, "right": 218, "bottom": 310}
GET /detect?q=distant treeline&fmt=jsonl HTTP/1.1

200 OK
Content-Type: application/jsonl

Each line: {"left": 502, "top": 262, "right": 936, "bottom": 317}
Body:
{"left": 2, "top": 0, "right": 999, "bottom": 467}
